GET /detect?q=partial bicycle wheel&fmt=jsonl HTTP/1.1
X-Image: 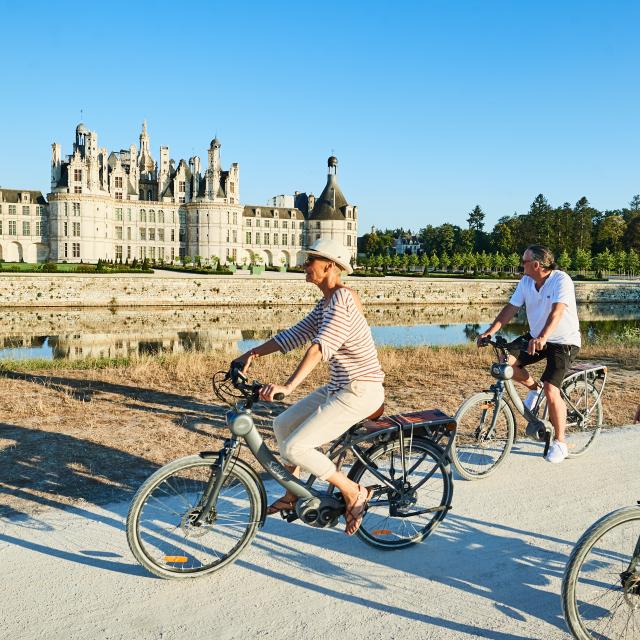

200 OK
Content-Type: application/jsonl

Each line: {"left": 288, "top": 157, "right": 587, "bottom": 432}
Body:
{"left": 451, "top": 392, "right": 515, "bottom": 480}
{"left": 562, "top": 505, "right": 640, "bottom": 640}
{"left": 348, "top": 436, "right": 453, "bottom": 549}
{"left": 563, "top": 379, "right": 603, "bottom": 457}
{"left": 127, "top": 454, "right": 262, "bottom": 579}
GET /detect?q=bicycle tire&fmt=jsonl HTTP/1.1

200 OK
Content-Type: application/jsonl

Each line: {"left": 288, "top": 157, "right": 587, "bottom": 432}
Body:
{"left": 348, "top": 436, "right": 453, "bottom": 549}
{"left": 562, "top": 505, "right": 640, "bottom": 640}
{"left": 127, "top": 454, "right": 262, "bottom": 579}
{"left": 564, "top": 379, "right": 603, "bottom": 457}
{"left": 451, "top": 392, "right": 515, "bottom": 481}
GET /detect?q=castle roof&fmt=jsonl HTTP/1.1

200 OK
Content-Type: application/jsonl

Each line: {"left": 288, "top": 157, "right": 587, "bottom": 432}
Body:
{"left": 243, "top": 205, "right": 305, "bottom": 219}
{"left": 308, "top": 174, "right": 348, "bottom": 221}
{"left": 0, "top": 189, "right": 47, "bottom": 205}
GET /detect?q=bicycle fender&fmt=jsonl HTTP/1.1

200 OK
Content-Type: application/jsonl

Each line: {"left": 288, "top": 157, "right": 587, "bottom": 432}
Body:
{"left": 198, "top": 452, "right": 268, "bottom": 528}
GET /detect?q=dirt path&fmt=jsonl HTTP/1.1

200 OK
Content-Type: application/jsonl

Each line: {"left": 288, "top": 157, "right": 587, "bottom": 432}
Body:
{"left": 1, "top": 426, "right": 638, "bottom": 639}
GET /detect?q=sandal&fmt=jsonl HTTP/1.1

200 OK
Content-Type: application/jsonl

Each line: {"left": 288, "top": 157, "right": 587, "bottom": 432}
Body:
{"left": 344, "top": 485, "right": 373, "bottom": 536}
{"left": 266, "top": 495, "right": 297, "bottom": 516}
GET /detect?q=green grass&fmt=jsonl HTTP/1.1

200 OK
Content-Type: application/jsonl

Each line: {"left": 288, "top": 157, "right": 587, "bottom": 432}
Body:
{"left": 0, "top": 356, "right": 132, "bottom": 371}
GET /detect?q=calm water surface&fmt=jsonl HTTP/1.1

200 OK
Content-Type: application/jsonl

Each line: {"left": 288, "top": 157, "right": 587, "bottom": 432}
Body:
{"left": 0, "top": 303, "right": 638, "bottom": 361}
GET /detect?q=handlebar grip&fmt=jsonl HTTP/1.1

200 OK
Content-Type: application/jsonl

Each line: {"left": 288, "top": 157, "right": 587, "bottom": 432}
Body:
{"left": 273, "top": 393, "right": 285, "bottom": 401}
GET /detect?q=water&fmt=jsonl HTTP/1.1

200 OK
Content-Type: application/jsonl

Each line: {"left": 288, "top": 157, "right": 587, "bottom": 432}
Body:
{"left": 0, "top": 303, "right": 638, "bottom": 361}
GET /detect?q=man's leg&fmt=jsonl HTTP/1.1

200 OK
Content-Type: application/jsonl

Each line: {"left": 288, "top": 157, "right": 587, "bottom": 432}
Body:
{"left": 507, "top": 354, "right": 539, "bottom": 391}
{"left": 544, "top": 381, "right": 565, "bottom": 442}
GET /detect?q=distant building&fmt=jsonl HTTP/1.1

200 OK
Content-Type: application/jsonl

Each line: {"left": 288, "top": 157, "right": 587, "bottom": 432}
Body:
{"left": 0, "top": 122, "right": 358, "bottom": 265}
{"left": 394, "top": 233, "right": 421, "bottom": 255}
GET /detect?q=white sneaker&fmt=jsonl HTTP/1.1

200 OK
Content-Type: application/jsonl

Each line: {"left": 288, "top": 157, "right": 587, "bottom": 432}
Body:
{"left": 546, "top": 441, "right": 568, "bottom": 464}
{"left": 523, "top": 388, "right": 541, "bottom": 410}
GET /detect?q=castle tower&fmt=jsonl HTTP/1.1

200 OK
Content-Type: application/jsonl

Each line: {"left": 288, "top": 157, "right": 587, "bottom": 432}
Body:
{"left": 205, "top": 137, "right": 221, "bottom": 199}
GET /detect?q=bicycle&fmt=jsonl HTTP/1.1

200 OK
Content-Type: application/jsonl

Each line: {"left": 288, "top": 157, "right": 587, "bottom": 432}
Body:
{"left": 126, "top": 365, "right": 456, "bottom": 579}
{"left": 450, "top": 335, "right": 607, "bottom": 480}
{"left": 562, "top": 501, "right": 640, "bottom": 639}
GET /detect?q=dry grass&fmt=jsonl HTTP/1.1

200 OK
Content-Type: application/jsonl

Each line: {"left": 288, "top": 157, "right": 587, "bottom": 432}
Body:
{"left": 1, "top": 344, "right": 638, "bottom": 516}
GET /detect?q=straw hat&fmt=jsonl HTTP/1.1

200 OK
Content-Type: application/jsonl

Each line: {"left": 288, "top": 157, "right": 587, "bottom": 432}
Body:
{"left": 306, "top": 238, "right": 353, "bottom": 274}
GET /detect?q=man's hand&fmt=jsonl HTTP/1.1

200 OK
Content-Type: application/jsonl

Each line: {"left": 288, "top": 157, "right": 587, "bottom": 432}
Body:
{"left": 528, "top": 336, "right": 547, "bottom": 355}
{"left": 231, "top": 352, "right": 256, "bottom": 375}
{"left": 259, "top": 383, "right": 291, "bottom": 402}
{"left": 477, "top": 332, "right": 492, "bottom": 348}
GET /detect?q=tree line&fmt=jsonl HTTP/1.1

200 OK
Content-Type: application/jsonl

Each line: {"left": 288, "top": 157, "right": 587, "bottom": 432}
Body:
{"left": 359, "top": 194, "right": 640, "bottom": 275}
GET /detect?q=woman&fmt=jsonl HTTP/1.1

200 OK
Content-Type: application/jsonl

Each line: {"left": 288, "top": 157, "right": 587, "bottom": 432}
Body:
{"left": 232, "top": 239, "right": 385, "bottom": 535}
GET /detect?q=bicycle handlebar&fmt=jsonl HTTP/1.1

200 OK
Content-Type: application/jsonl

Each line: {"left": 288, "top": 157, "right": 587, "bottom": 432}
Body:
{"left": 227, "top": 363, "right": 285, "bottom": 402}
{"left": 479, "top": 334, "right": 530, "bottom": 353}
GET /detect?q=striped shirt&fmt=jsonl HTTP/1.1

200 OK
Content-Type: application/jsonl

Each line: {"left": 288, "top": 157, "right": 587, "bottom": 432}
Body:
{"left": 273, "top": 287, "right": 385, "bottom": 391}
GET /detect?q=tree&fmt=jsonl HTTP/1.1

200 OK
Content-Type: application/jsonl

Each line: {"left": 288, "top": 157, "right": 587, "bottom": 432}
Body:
{"left": 451, "top": 252, "right": 464, "bottom": 272}
{"left": 593, "top": 249, "right": 614, "bottom": 277}
{"left": 626, "top": 249, "right": 640, "bottom": 275}
{"left": 408, "top": 253, "right": 419, "bottom": 271}
{"left": 507, "top": 252, "right": 520, "bottom": 274}
{"left": 574, "top": 248, "right": 592, "bottom": 275}
{"left": 622, "top": 215, "right": 640, "bottom": 251}
{"left": 630, "top": 195, "right": 640, "bottom": 212}
{"left": 492, "top": 252, "right": 506, "bottom": 273}
{"left": 594, "top": 214, "right": 626, "bottom": 253}
{"left": 429, "top": 252, "right": 439, "bottom": 271}
{"left": 467, "top": 205, "right": 485, "bottom": 231}
{"left": 614, "top": 249, "right": 627, "bottom": 275}
{"left": 439, "top": 252, "right": 451, "bottom": 272}
{"left": 557, "top": 249, "right": 572, "bottom": 272}
{"left": 573, "top": 197, "right": 595, "bottom": 252}
{"left": 457, "top": 228, "right": 475, "bottom": 254}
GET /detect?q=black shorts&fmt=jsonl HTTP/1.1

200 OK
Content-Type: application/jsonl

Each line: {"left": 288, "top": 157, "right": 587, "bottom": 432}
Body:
{"left": 508, "top": 333, "right": 580, "bottom": 389}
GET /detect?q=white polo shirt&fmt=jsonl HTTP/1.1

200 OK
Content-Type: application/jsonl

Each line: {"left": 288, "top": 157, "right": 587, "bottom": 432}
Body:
{"left": 509, "top": 270, "right": 581, "bottom": 347}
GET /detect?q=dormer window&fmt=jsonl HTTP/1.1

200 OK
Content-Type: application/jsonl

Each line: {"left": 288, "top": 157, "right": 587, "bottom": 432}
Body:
{"left": 114, "top": 176, "right": 123, "bottom": 189}
{"left": 74, "top": 169, "right": 82, "bottom": 182}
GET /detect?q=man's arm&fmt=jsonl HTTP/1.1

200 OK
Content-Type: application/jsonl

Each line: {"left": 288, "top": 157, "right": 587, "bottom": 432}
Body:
{"left": 527, "top": 302, "right": 566, "bottom": 354}
{"left": 477, "top": 303, "right": 519, "bottom": 346}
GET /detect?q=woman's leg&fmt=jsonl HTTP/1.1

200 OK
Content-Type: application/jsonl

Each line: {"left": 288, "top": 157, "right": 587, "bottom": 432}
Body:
{"left": 280, "top": 381, "right": 384, "bottom": 533}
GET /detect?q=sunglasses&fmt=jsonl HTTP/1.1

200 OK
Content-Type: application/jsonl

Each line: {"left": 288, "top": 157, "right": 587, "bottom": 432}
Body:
{"left": 303, "top": 256, "right": 331, "bottom": 267}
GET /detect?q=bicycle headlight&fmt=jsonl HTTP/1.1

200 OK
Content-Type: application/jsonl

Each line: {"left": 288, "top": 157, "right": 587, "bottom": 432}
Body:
{"left": 490, "top": 363, "right": 514, "bottom": 380}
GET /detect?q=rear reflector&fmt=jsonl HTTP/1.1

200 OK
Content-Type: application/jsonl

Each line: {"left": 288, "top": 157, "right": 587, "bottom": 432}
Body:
{"left": 164, "top": 556, "right": 189, "bottom": 563}
{"left": 372, "top": 530, "right": 392, "bottom": 536}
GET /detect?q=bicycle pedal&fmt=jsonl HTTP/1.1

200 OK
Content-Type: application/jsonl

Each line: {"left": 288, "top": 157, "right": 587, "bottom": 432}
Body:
{"left": 283, "top": 511, "right": 299, "bottom": 523}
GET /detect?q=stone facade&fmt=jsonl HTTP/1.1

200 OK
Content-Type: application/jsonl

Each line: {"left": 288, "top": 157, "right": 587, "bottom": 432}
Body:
{"left": 0, "top": 274, "right": 638, "bottom": 307}
{"left": 0, "top": 189, "right": 49, "bottom": 262}
{"left": 0, "top": 122, "right": 358, "bottom": 266}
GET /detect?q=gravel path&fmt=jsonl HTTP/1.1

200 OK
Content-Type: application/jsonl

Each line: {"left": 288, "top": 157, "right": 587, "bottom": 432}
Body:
{"left": 1, "top": 426, "right": 638, "bottom": 640}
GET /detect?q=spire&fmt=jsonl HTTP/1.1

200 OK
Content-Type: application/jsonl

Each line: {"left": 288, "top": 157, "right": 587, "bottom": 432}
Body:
{"left": 138, "top": 120, "right": 155, "bottom": 173}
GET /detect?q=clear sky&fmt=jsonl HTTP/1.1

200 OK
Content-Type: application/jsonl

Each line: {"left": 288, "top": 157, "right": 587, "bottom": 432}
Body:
{"left": 1, "top": 1, "right": 638, "bottom": 232}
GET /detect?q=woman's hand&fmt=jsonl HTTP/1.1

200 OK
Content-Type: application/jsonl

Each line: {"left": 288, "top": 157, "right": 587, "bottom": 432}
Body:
{"left": 259, "top": 383, "right": 291, "bottom": 402}
{"left": 231, "top": 352, "right": 255, "bottom": 375}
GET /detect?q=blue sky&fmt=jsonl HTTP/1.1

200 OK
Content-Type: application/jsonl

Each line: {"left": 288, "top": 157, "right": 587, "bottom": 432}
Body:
{"left": 1, "top": 1, "right": 638, "bottom": 231}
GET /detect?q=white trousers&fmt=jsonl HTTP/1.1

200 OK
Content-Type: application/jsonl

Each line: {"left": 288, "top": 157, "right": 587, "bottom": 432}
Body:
{"left": 272, "top": 381, "right": 385, "bottom": 480}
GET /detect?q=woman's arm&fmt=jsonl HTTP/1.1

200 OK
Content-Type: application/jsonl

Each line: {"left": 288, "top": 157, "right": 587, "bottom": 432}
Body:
{"left": 259, "top": 343, "right": 323, "bottom": 401}
{"left": 232, "top": 337, "right": 282, "bottom": 373}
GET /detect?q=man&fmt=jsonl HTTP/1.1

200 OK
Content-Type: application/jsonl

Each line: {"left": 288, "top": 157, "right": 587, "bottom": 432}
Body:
{"left": 477, "top": 245, "right": 581, "bottom": 464}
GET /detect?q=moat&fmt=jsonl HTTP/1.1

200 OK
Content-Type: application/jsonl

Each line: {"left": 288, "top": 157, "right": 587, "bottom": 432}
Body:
{"left": 1, "top": 303, "right": 638, "bottom": 361}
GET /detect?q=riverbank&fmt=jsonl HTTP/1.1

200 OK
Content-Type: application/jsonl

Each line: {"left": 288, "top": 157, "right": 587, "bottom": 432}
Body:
{"left": 1, "top": 343, "right": 638, "bottom": 518}
{"left": 0, "top": 272, "right": 639, "bottom": 306}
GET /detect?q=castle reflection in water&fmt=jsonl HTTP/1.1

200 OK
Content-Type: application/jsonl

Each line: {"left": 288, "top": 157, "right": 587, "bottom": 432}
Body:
{"left": 1, "top": 303, "right": 639, "bottom": 361}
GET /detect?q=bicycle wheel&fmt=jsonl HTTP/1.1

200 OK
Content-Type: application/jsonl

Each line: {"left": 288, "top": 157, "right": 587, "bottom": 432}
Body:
{"left": 564, "top": 379, "right": 603, "bottom": 457}
{"left": 451, "top": 392, "right": 515, "bottom": 481}
{"left": 562, "top": 505, "right": 640, "bottom": 640}
{"left": 348, "top": 436, "right": 453, "bottom": 549}
{"left": 127, "top": 455, "right": 262, "bottom": 579}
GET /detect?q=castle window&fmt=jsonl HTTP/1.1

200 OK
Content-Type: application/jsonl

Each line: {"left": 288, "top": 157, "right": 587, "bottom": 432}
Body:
{"left": 63, "top": 222, "right": 68, "bottom": 236}
{"left": 0, "top": 220, "right": 3, "bottom": 233}
{"left": 149, "top": 210, "right": 155, "bottom": 223}
{"left": 147, "top": 190, "right": 152, "bottom": 201}
{"left": 315, "top": 221, "right": 320, "bottom": 229}
{"left": 140, "top": 210, "right": 147, "bottom": 222}
{"left": 233, "top": 212, "right": 237, "bottom": 224}
{"left": 282, "top": 221, "right": 288, "bottom": 229}
{"left": 115, "top": 192, "right": 123, "bottom": 200}
{"left": 282, "top": 234, "right": 287, "bottom": 245}
{"left": 140, "top": 228, "right": 147, "bottom": 241}
{"left": 246, "top": 232, "right": 252, "bottom": 244}
{"left": 72, "top": 242, "right": 80, "bottom": 258}
{"left": 22, "top": 221, "right": 30, "bottom": 236}
{"left": 273, "top": 233, "right": 278, "bottom": 245}
{"left": 115, "top": 246, "right": 123, "bottom": 260}
{"left": 347, "top": 222, "right": 352, "bottom": 230}
{"left": 115, "top": 208, "right": 123, "bottom": 221}
{"left": 171, "top": 229, "right": 175, "bottom": 242}
{"left": 73, "top": 203, "right": 80, "bottom": 216}
{"left": 347, "top": 236, "right": 352, "bottom": 246}
{"left": 74, "top": 186, "right": 82, "bottom": 194}
{"left": 158, "top": 211, "right": 164, "bottom": 223}
{"left": 35, "top": 221, "right": 42, "bottom": 235}
{"left": 64, "top": 243, "right": 68, "bottom": 258}
{"left": 178, "top": 181, "right": 186, "bottom": 192}
{"left": 226, "top": 229, "right": 230, "bottom": 243}
{"left": 116, "top": 227, "right": 123, "bottom": 240}
{"left": 115, "top": 176, "right": 123, "bottom": 188}
{"left": 150, "top": 247, "right": 156, "bottom": 260}
{"left": 246, "top": 219, "right": 252, "bottom": 227}
{"left": 232, "top": 230, "right": 237, "bottom": 243}
{"left": 256, "top": 233, "right": 261, "bottom": 244}
{"left": 230, "top": 183, "right": 235, "bottom": 194}
{"left": 274, "top": 220, "right": 279, "bottom": 228}
{"left": 23, "top": 206, "right": 30, "bottom": 216}
{"left": 264, "top": 233, "right": 270, "bottom": 245}
{"left": 255, "top": 219, "right": 261, "bottom": 227}
{"left": 73, "top": 222, "right": 80, "bottom": 236}
{"left": 159, "top": 247, "right": 165, "bottom": 260}
{"left": 74, "top": 169, "right": 82, "bottom": 182}
{"left": 127, "top": 208, "right": 132, "bottom": 221}
{"left": 149, "top": 228, "right": 156, "bottom": 241}
{"left": 8, "top": 205, "right": 16, "bottom": 215}
{"left": 127, "top": 227, "right": 132, "bottom": 240}
{"left": 273, "top": 210, "right": 278, "bottom": 218}
{"left": 158, "top": 228, "right": 165, "bottom": 242}
{"left": 179, "top": 196, "right": 185, "bottom": 204}
{"left": 127, "top": 246, "right": 131, "bottom": 260}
